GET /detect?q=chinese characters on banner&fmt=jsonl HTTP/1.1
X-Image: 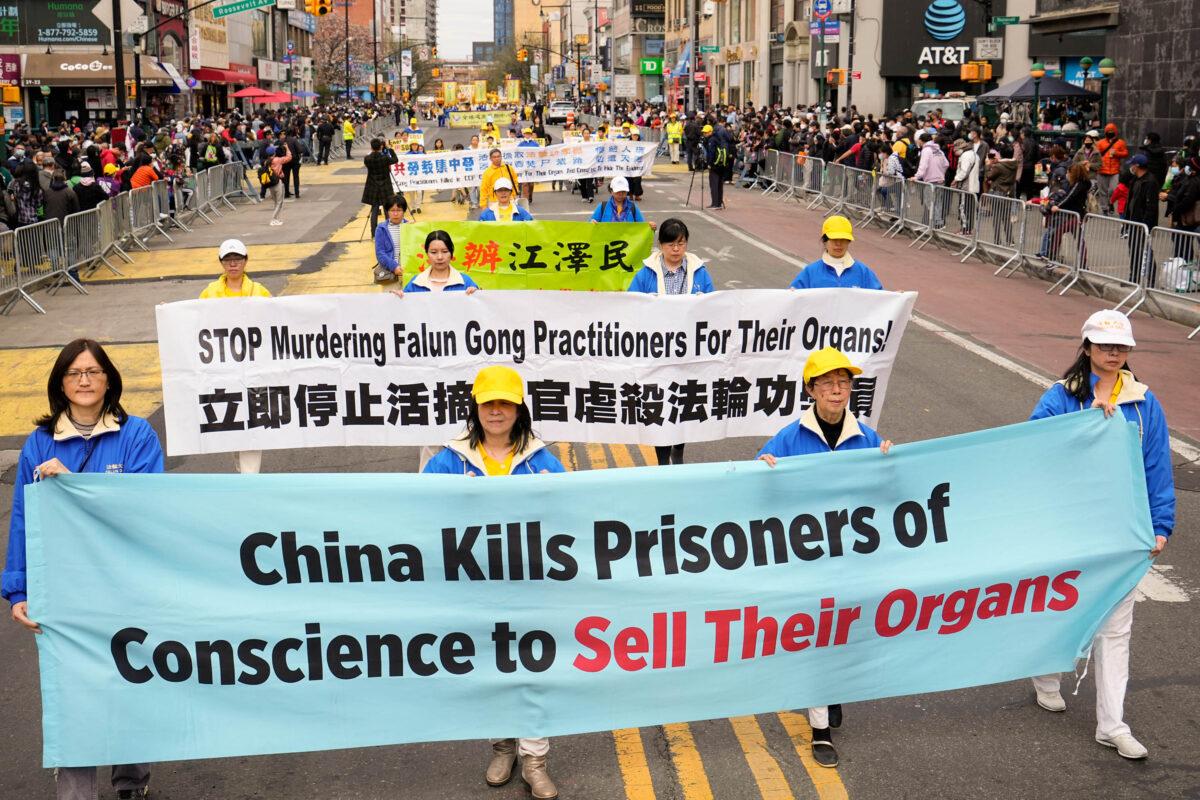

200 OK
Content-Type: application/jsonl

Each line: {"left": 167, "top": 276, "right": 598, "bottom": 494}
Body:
{"left": 398, "top": 221, "right": 654, "bottom": 290}
{"left": 447, "top": 110, "right": 514, "bottom": 128}
{"left": 155, "top": 290, "right": 917, "bottom": 455}
{"left": 389, "top": 141, "right": 657, "bottom": 192}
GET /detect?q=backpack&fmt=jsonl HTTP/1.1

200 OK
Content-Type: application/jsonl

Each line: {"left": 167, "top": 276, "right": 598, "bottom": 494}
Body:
{"left": 257, "top": 165, "right": 276, "bottom": 187}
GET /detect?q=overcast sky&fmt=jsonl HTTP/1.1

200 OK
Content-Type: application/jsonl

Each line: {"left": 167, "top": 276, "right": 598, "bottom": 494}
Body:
{"left": 438, "top": 0, "right": 493, "bottom": 61}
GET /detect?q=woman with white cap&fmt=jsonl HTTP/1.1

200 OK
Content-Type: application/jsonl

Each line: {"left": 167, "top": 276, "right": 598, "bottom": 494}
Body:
{"left": 788, "top": 215, "right": 883, "bottom": 289}
{"left": 478, "top": 177, "right": 533, "bottom": 221}
{"left": 1027, "top": 309, "right": 1174, "bottom": 761}
{"left": 757, "top": 346, "right": 892, "bottom": 769}
{"left": 423, "top": 365, "right": 565, "bottom": 800}
{"left": 590, "top": 176, "right": 654, "bottom": 229}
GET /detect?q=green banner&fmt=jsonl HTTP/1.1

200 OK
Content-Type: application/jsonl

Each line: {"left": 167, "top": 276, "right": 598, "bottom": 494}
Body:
{"left": 399, "top": 221, "right": 655, "bottom": 290}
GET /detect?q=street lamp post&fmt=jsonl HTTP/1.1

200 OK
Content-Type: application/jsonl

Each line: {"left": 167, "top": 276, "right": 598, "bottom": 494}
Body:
{"left": 1097, "top": 57, "right": 1116, "bottom": 128}
{"left": 1029, "top": 61, "right": 1045, "bottom": 127}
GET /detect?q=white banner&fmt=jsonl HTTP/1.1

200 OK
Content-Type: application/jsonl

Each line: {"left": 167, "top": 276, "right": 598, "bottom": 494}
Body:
{"left": 389, "top": 141, "right": 657, "bottom": 192}
{"left": 156, "top": 290, "right": 916, "bottom": 455}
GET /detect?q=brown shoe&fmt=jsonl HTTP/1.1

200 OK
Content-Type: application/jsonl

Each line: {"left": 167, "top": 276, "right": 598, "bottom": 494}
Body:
{"left": 485, "top": 739, "right": 516, "bottom": 786}
{"left": 520, "top": 754, "right": 559, "bottom": 799}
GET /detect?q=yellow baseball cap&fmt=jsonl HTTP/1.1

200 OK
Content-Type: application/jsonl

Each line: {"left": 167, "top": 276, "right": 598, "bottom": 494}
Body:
{"left": 410, "top": 117, "right": 418, "bottom": 124}
{"left": 821, "top": 215, "right": 854, "bottom": 241}
{"left": 522, "top": 127, "right": 534, "bottom": 134}
{"left": 702, "top": 124, "right": 713, "bottom": 134}
{"left": 803, "top": 347, "right": 863, "bottom": 385}
{"left": 473, "top": 366, "right": 524, "bottom": 405}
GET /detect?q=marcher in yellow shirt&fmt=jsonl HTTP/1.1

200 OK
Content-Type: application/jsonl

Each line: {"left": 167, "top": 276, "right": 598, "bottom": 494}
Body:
{"left": 666, "top": 115, "right": 684, "bottom": 164}
{"left": 478, "top": 148, "right": 521, "bottom": 209}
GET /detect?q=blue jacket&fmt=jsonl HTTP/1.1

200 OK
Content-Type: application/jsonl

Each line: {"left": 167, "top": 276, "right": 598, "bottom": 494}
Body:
{"left": 1031, "top": 371, "right": 1175, "bottom": 537}
{"left": 423, "top": 436, "right": 566, "bottom": 475}
{"left": 704, "top": 129, "right": 733, "bottom": 166}
{"left": 627, "top": 251, "right": 715, "bottom": 294}
{"left": 790, "top": 256, "right": 883, "bottom": 290}
{"left": 403, "top": 266, "right": 479, "bottom": 293}
{"left": 591, "top": 197, "right": 645, "bottom": 223}
{"left": 374, "top": 219, "right": 407, "bottom": 273}
{"left": 517, "top": 138, "right": 541, "bottom": 148}
{"left": 757, "top": 407, "right": 883, "bottom": 459}
{"left": 478, "top": 203, "right": 534, "bottom": 222}
{"left": 3, "top": 414, "right": 164, "bottom": 605}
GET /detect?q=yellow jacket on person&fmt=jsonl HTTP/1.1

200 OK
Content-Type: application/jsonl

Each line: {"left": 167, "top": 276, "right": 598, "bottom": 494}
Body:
{"left": 199, "top": 275, "right": 272, "bottom": 299}
{"left": 478, "top": 162, "right": 520, "bottom": 209}
{"left": 342, "top": 120, "right": 356, "bottom": 140}
{"left": 666, "top": 121, "right": 684, "bottom": 143}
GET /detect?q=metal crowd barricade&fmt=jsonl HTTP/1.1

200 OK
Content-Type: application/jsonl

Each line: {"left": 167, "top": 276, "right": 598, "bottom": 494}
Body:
{"left": 179, "top": 171, "right": 214, "bottom": 226}
{"left": 840, "top": 167, "right": 877, "bottom": 226}
{"left": 1053, "top": 213, "right": 1145, "bottom": 310}
{"left": 759, "top": 150, "right": 781, "bottom": 194}
{"left": 153, "top": 178, "right": 190, "bottom": 235}
{"left": 0, "top": 228, "right": 26, "bottom": 315}
{"left": 921, "top": 184, "right": 979, "bottom": 261}
{"left": 811, "top": 161, "right": 847, "bottom": 212}
{"left": 875, "top": 175, "right": 905, "bottom": 236}
{"left": 63, "top": 208, "right": 110, "bottom": 278}
{"left": 1145, "top": 226, "right": 1200, "bottom": 338}
{"left": 798, "top": 156, "right": 825, "bottom": 203}
{"left": 900, "top": 181, "right": 935, "bottom": 245}
{"left": 127, "top": 185, "right": 159, "bottom": 250}
{"left": 231, "top": 162, "right": 261, "bottom": 205}
{"left": 975, "top": 193, "right": 1027, "bottom": 275}
{"left": 97, "top": 197, "right": 132, "bottom": 272}
{"left": 14, "top": 219, "right": 85, "bottom": 313}
{"left": 1020, "top": 205, "right": 1083, "bottom": 290}
{"left": 776, "top": 155, "right": 802, "bottom": 201}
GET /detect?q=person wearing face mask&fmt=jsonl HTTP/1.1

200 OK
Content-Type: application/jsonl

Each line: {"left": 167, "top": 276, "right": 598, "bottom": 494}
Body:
{"left": 1163, "top": 155, "right": 1200, "bottom": 259}
{"left": 1095, "top": 123, "right": 1128, "bottom": 216}
{"left": 1138, "top": 131, "right": 1167, "bottom": 189}
{"left": 1072, "top": 130, "right": 1103, "bottom": 176}
{"left": 6, "top": 143, "right": 28, "bottom": 175}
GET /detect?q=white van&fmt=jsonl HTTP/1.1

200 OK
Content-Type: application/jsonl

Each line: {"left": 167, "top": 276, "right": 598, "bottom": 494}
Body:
{"left": 911, "top": 93, "right": 975, "bottom": 122}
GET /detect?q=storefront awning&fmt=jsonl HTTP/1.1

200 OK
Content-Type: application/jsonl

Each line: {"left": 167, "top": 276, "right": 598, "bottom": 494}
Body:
{"left": 20, "top": 54, "right": 171, "bottom": 88}
{"left": 191, "top": 67, "right": 259, "bottom": 85}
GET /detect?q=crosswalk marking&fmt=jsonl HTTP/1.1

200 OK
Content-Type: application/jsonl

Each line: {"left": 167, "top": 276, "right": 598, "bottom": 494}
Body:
{"left": 730, "top": 715, "right": 796, "bottom": 799}
{"left": 777, "top": 712, "right": 850, "bottom": 800}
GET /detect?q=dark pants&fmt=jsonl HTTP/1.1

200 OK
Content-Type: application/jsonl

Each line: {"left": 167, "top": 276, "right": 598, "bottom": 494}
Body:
{"left": 655, "top": 444, "right": 685, "bottom": 465}
{"left": 344, "top": 139, "right": 353, "bottom": 159}
{"left": 579, "top": 178, "right": 595, "bottom": 201}
{"left": 369, "top": 202, "right": 388, "bottom": 232}
{"left": 686, "top": 141, "right": 701, "bottom": 170}
{"left": 1129, "top": 228, "right": 1153, "bottom": 286}
{"left": 708, "top": 168, "right": 725, "bottom": 208}
{"left": 318, "top": 138, "right": 331, "bottom": 164}
{"left": 284, "top": 163, "right": 300, "bottom": 198}
{"left": 56, "top": 763, "right": 150, "bottom": 800}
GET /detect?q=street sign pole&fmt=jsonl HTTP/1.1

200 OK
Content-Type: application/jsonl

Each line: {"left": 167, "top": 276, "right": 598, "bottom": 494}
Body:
{"left": 813, "top": 0, "right": 830, "bottom": 124}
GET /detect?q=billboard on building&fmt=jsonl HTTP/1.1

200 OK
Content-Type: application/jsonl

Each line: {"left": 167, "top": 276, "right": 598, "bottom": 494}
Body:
{"left": 880, "top": 0, "right": 1006, "bottom": 77}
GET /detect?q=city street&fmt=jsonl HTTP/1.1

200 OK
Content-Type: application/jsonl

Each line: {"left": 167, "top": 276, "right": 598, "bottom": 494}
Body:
{"left": 1, "top": 126, "right": 1197, "bottom": 800}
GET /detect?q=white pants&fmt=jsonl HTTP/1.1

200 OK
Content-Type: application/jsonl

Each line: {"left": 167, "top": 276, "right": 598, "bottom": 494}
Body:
{"left": 234, "top": 450, "right": 262, "bottom": 474}
{"left": 407, "top": 189, "right": 423, "bottom": 212}
{"left": 1031, "top": 590, "right": 1135, "bottom": 739}
{"left": 669, "top": 141, "right": 680, "bottom": 163}
{"left": 492, "top": 737, "right": 549, "bottom": 757}
{"left": 806, "top": 706, "right": 829, "bottom": 730}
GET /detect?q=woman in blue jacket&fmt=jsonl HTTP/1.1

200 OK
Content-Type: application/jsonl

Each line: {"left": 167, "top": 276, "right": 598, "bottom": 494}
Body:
{"left": 400, "top": 230, "right": 480, "bottom": 294}
{"left": 627, "top": 218, "right": 714, "bottom": 464}
{"left": 788, "top": 215, "right": 883, "bottom": 290}
{"left": 373, "top": 196, "right": 409, "bottom": 282}
{"left": 3, "top": 339, "right": 163, "bottom": 800}
{"left": 1028, "top": 310, "right": 1173, "bottom": 761}
{"left": 422, "top": 366, "right": 564, "bottom": 800}
{"left": 589, "top": 175, "right": 654, "bottom": 231}
{"left": 757, "top": 346, "right": 891, "bottom": 769}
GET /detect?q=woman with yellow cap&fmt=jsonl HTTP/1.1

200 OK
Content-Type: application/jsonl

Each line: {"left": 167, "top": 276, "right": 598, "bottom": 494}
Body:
{"left": 422, "top": 365, "right": 565, "bottom": 800}
{"left": 757, "top": 346, "right": 892, "bottom": 769}
{"left": 788, "top": 215, "right": 884, "bottom": 289}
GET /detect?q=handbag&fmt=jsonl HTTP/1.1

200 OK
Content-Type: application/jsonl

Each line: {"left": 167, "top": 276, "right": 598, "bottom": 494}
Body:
{"left": 373, "top": 263, "right": 399, "bottom": 284}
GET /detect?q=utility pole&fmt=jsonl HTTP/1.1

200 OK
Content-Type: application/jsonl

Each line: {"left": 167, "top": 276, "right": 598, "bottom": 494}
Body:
{"left": 687, "top": 0, "right": 697, "bottom": 115}
{"left": 845, "top": 0, "right": 855, "bottom": 113}
{"left": 372, "top": 0, "right": 379, "bottom": 100}
{"left": 344, "top": 0, "right": 351, "bottom": 102}
{"left": 113, "top": 0, "right": 128, "bottom": 120}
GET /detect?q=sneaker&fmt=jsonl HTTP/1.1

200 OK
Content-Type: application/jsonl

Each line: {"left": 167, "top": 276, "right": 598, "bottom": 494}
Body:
{"left": 1096, "top": 733, "right": 1148, "bottom": 759}
{"left": 828, "top": 704, "right": 843, "bottom": 729}
{"left": 269, "top": 219, "right": 283, "bottom": 226}
{"left": 810, "top": 727, "right": 838, "bottom": 768}
{"left": 1035, "top": 689, "right": 1066, "bottom": 712}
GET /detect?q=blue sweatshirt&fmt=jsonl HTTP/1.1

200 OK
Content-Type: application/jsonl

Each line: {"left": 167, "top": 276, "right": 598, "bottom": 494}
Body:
{"left": 627, "top": 251, "right": 715, "bottom": 295}
{"left": 423, "top": 437, "right": 566, "bottom": 475}
{"left": 757, "top": 407, "right": 883, "bottom": 459}
{"left": 3, "top": 414, "right": 164, "bottom": 605}
{"left": 403, "top": 266, "right": 479, "bottom": 293}
{"left": 374, "top": 219, "right": 407, "bottom": 273}
{"left": 789, "top": 256, "right": 883, "bottom": 290}
{"left": 1030, "top": 371, "right": 1175, "bottom": 537}
{"left": 591, "top": 197, "right": 645, "bottom": 223}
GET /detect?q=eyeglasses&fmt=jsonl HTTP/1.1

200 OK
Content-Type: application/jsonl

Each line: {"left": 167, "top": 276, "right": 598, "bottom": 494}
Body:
{"left": 221, "top": 256, "right": 247, "bottom": 264}
{"left": 812, "top": 377, "right": 853, "bottom": 390}
{"left": 1094, "top": 343, "right": 1132, "bottom": 354}
{"left": 64, "top": 368, "right": 105, "bottom": 382}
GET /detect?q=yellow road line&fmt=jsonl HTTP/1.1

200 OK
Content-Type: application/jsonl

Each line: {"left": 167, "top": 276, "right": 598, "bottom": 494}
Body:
{"left": 585, "top": 442, "right": 610, "bottom": 470}
{"left": 729, "top": 716, "right": 796, "bottom": 800}
{"left": 637, "top": 444, "right": 659, "bottom": 466}
{"left": 662, "top": 723, "right": 715, "bottom": 800}
{"left": 613, "top": 728, "right": 657, "bottom": 800}
{"left": 607, "top": 443, "right": 636, "bottom": 469}
{"left": 777, "top": 712, "right": 850, "bottom": 800}
{"left": 0, "top": 344, "right": 162, "bottom": 438}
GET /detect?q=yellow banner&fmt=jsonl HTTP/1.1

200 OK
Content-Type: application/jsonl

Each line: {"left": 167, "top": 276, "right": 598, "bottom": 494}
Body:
{"left": 447, "top": 110, "right": 514, "bottom": 129}
{"left": 473, "top": 80, "right": 488, "bottom": 104}
{"left": 505, "top": 79, "right": 521, "bottom": 103}
{"left": 442, "top": 82, "right": 457, "bottom": 106}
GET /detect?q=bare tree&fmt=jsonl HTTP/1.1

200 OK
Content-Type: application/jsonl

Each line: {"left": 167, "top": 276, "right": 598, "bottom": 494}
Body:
{"left": 313, "top": 20, "right": 376, "bottom": 95}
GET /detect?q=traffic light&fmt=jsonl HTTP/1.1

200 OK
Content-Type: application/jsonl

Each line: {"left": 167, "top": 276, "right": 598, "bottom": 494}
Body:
{"left": 308, "top": 0, "right": 332, "bottom": 15}
{"left": 431, "top": 67, "right": 440, "bottom": 78}
{"left": 517, "top": 48, "right": 528, "bottom": 62}
{"left": 432, "top": 47, "right": 438, "bottom": 59}
{"left": 825, "top": 68, "right": 845, "bottom": 86}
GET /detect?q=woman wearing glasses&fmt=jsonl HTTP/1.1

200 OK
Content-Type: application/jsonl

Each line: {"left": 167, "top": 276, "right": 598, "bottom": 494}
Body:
{"left": 3, "top": 339, "right": 164, "bottom": 800}
{"left": 756, "top": 346, "right": 892, "bottom": 769}
{"left": 1028, "top": 310, "right": 1174, "bottom": 760}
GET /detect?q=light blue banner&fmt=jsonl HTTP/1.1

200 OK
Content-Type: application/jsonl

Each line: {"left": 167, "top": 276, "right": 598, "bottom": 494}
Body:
{"left": 27, "top": 411, "right": 1153, "bottom": 767}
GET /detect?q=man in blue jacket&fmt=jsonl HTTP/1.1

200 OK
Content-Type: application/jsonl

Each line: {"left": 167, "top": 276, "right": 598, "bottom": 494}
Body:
{"left": 789, "top": 216, "right": 884, "bottom": 289}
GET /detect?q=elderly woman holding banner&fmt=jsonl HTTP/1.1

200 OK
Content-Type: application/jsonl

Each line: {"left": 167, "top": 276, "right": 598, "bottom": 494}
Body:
{"left": 3, "top": 338, "right": 164, "bottom": 800}
{"left": 423, "top": 366, "right": 565, "bottom": 800}
{"left": 1027, "top": 310, "right": 1173, "bottom": 761}
{"left": 757, "top": 346, "right": 892, "bottom": 769}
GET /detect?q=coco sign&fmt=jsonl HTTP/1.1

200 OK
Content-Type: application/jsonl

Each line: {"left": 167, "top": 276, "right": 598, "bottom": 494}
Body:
{"left": 880, "top": 0, "right": 1006, "bottom": 77}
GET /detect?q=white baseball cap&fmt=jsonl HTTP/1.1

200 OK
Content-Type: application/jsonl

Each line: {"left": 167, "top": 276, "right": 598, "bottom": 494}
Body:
{"left": 218, "top": 239, "right": 248, "bottom": 259}
{"left": 610, "top": 175, "right": 629, "bottom": 193}
{"left": 493, "top": 177, "right": 514, "bottom": 191}
{"left": 1085, "top": 129, "right": 1100, "bottom": 138}
{"left": 1082, "top": 309, "right": 1135, "bottom": 347}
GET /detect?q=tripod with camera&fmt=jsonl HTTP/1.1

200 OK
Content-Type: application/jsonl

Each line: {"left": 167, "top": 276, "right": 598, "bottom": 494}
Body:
{"left": 685, "top": 147, "right": 708, "bottom": 209}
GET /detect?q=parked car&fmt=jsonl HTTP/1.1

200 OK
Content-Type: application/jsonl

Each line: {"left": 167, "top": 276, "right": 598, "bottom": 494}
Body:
{"left": 546, "top": 101, "right": 576, "bottom": 124}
